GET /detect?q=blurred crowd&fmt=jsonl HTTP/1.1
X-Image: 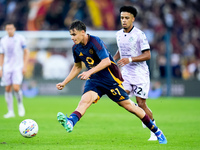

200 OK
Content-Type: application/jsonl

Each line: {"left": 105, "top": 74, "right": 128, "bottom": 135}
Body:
{"left": 0, "top": 0, "right": 200, "bottom": 80}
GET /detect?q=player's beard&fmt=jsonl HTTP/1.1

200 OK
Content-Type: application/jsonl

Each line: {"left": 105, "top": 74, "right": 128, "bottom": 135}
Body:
{"left": 123, "top": 27, "right": 128, "bottom": 32}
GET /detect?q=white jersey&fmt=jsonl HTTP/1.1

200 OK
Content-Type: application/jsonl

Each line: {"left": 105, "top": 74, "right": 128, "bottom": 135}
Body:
{"left": 0, "top": 33, "right": 27, "bottom": 72}
{"left": 116, "top": 27, "right": 150, "bottom": 84}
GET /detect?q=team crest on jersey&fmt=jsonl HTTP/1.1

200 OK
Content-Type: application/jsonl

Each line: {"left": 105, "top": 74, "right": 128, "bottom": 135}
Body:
{"left": 129, "top": 37, "right": 134, "bottom": 42}
{"left": 79, "top": 52, "right": 83, "bottom": 56}
{"left": 89, "top": 49, "right": 93, "bottom": 54}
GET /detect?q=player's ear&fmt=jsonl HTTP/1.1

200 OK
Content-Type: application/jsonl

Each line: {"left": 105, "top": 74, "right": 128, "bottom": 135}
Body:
{"left": 81, "top": 30, "right": 85, "bottom": 34}
{"left": 81, "top": 30, "right": 85, "bottom": 36}
{"left": 132, "top": 16, "right": 135, "bottom": 22}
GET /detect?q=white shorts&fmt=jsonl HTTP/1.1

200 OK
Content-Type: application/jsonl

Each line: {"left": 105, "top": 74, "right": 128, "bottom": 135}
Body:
{"left": 1, "top": 70, "right": 23, "bottom": 86}
{"left": 122, "top": 80, "right": 150, "bottom": 99}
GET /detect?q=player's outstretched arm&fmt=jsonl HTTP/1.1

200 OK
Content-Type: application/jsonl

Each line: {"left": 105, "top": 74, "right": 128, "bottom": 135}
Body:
{"left": 113, "top": 50, "right": 120, "bottom": 61}
{"left": 56, "top": 62, "right": 82, "bottom": 90}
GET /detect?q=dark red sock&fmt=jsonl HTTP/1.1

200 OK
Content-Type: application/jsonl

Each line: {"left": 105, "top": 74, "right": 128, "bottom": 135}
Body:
{"left": 141, "top": 114, "right": 158, "bottom": 132}
{"left": 68, "top": 111, "right": 82, "bottom": 126}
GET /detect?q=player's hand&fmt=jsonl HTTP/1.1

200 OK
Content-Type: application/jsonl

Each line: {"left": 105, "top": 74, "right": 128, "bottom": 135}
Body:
{"left": 22, "top": 66, "right": 27, "bottom": 75}
{"left": 78, "top": 71, "right": 91, "bottom": 80}
{"left": 117, "top": 58, "right": 130, "bottom": 67}
{"left": 56, "top": 82, "right": 65, "bottom": 90}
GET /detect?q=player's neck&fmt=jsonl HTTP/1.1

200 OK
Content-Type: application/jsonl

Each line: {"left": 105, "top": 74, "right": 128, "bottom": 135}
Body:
{"left": 8, "top": 33, "right": 15, "bottom": 37}
{"left": 123, "top": 25, "right": 134, "bottom": 33}
{"left": 81, "top": 34, "right": 89, "bottom": 46}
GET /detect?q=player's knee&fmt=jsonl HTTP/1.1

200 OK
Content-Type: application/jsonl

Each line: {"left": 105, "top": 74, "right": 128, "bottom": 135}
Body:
{"left": 13, "top": 83, "right": 23, "bottom": 92}
{"left": 13, "top": 86, "right": 20, "bottom": 92}
{"left": 5, "top": 86, "right": 12, "bottom": 92}
{"left": 137, "top": 101, "right": 147, "bottom": 109}
{"left": 79, "top": 97, "right": 94, "bottom": 109}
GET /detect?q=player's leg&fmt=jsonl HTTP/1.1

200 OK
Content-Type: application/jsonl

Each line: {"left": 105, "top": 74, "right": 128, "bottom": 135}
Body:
{"left": 136, "top": 97, "right": 153, "bottom": 119}
{"left": 75, "top": 90, "right": 98, "bottom": 115}
{"left": 13, "top": 84, "right": 25, "bottom": 117}
{"left": 118, "top": 99, "right": 167, "bottom": 144}
{"left": 2, "top": 71, "right": 15, "bottom": 118}
{"left": 57, "top": 91, "right": 98, "bottom": 132}
{"left": 13, "top": 70, "right": 25, "bottom": 117}
{"left": 136, "top": 96, "right": 157, "bottom": 141}
{"left": 133, "top": 82, "right": 157, "bottom": 141}
{"left": 107, "top": 84, "right": 154, "bottom": 127}
{"left": 123, "top": 82, "right": 156, "bottom": 140}
{"left": 132, "top": 82, "right": 153, "bottom": 119}
{"left": 4, "top": 85, "right": 15, "bottom": 118}
{"left": 118, "top": 99, "right": 145, "bottom": 118}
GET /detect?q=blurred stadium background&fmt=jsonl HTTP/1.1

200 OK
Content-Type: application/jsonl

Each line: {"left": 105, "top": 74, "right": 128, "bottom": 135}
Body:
{"left": 0, "top": 0, "right": 200, "bottom": 97}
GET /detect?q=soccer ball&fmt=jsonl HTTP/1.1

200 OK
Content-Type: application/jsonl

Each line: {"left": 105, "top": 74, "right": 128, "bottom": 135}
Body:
{"left": 19, "top": 119, "right": 38, "bottom": 138}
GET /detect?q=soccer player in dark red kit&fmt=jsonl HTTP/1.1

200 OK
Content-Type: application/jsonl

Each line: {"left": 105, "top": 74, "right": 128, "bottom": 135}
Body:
{"left": 56, "top": 20, "right": 167, "bottom": 144}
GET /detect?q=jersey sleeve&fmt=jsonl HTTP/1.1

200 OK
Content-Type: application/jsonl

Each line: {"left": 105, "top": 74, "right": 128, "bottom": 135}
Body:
{"left": 91, "top": 36, "right": 109, "bottom": 60}
{"left": 72, "top": 45, "right": 81, "bottom": 63}
{"left": 20, "top": 35, "right": 27, "bottom": 49}
{"left": 139, "top": 32, "right": 150, "bottom": 51}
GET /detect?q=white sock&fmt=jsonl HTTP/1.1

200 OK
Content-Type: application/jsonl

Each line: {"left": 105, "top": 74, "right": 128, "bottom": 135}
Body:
{"left": 5, "top": 92, "right": 14, "bottom": 112}
{"left": 14, "top": 90, "right": 23, "bottom": 105}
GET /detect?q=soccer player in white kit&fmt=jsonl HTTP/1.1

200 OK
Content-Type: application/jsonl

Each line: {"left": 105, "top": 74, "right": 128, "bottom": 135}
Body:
{"left": 113, "top": 6, "right": 157, "bottom": 141}
{"left": 0, "top": 22, "right": 29, "bottom": 118}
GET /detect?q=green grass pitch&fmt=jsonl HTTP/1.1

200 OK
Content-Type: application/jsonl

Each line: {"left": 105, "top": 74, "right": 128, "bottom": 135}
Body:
{"left": 0, "top": 95, "right": 200, "bottom": 150}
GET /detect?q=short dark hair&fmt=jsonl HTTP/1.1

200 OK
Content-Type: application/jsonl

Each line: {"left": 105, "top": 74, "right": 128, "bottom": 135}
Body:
{"left": 120, "top": 6, "right": 137, "bottom": 17}
{"left": 69, "top": 20, "right": 86, "bottom": 32}
{"left": 4, "top": 21, "right": 15, "bottom": 27}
